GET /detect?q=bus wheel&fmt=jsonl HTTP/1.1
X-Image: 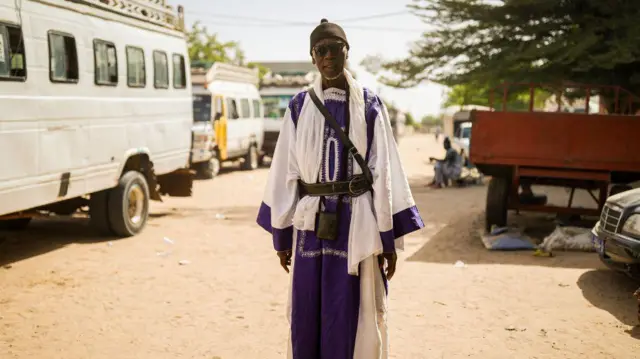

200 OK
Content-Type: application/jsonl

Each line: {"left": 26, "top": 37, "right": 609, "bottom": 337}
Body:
{"left": 107, "top": 171, "right": 150, "bottom": 237}
{"left": 242, "top": 145, "right": 259, "bottom": 171}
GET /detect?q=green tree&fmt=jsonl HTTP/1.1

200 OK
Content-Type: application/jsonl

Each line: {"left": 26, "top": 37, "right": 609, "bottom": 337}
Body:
{"left": 380, "top": 1, "right": 640, "bottom": 113}
{"left": 187, "top": 22, "right": 245, "bottom": 66}
{"left": 405, "top": 112, "right": 416, "bottom": 127}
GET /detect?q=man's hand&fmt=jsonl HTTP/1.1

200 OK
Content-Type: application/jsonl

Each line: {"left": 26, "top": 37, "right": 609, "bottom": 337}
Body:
{"left": 428, "top": 157, "right": 436, "bottom": 163}
{"left": 378, "top": 252, "right": 398, "bottom": 281}
{"left": 277, "top": 250, "right": 292, "bottom": 273}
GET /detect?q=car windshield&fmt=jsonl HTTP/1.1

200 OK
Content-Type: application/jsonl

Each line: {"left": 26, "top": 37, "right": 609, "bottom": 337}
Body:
{"left": 192, "top": 94, "right": 212, "bottom": 122}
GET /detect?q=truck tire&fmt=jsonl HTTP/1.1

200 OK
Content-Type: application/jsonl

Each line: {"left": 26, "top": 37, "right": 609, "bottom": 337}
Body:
{"left": 89, "top": 190, "right": 112, "bottom": 235}
{"left": 486, "top": 177, "right": 510, "bottom": 232}
{"left": 241, "top": 145, "right": 259, "bottom": 171}
{"left": 610, "top": 184, "right": 632, "bottom": 197}
{"left": 0, "top": 218, "right": 31, "bottom": 231}
{"left": 107, "top": 171, "right": 150, "bottom": 237}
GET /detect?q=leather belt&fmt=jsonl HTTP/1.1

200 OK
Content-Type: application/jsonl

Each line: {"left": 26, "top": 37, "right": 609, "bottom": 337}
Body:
{"left": 298, "top": 175, "right": 372, "bottom": 198}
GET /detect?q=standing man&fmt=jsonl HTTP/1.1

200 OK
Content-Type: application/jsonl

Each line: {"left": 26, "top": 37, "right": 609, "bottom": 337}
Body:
{"left": 256, "top": 19, "right": 424, "bottom": 359}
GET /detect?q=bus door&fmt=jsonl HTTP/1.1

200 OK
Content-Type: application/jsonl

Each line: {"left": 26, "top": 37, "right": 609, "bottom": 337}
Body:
{"left": 213, "top": 95, "right": 228, "bottom": 160}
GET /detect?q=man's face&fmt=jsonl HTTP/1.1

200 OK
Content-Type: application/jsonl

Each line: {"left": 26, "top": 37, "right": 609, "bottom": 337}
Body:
{"left": 312, "top": 38, "right": 347, "bottom": 79}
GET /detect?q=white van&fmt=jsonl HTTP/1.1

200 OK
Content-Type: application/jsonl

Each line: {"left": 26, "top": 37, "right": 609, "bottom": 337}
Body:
{"left": 0, "top": 0, "right": 193, "bottom": 236}
{"left": 199, "top": 63, "right": 264, "bottom": 170}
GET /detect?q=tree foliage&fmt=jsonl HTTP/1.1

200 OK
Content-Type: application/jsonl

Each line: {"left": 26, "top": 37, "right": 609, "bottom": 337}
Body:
{"left": 380, "top": 0, "right": 640, "bottom": 112}
{"left": 187, "top": 22, "right": 246, "bottom": 66}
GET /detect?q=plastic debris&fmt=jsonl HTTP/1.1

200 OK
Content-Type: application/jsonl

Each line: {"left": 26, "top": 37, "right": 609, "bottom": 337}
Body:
{"left": 481, "top": 228, "right": 536, "bottom": 251}
{"left": 163, "top": 237, "right": 175, "bottom": 245}
{"left": 533, "top": 249, "right": 554, "bottom": 257}
{"left": 107, "top": 242, "right": 113, "bottom": 247}
{"left": 539, "top": 226, "right": 595, "bottom": 252}
{"left": 215, "top": 213, "right": 227, "bottom": 220}
{"left": 454, "top": 260, "right": 466, "bottom": 268}
{"left": 178, "top": 259, "right": 191, "bottom": 266}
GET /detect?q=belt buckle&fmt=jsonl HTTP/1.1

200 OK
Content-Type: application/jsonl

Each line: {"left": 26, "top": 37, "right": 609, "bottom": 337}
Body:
{"left": 348, "top": 175, "right": 368, "bottom": 197}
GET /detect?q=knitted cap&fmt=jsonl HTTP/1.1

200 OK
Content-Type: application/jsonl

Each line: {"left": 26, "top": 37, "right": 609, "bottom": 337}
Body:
{"left": 310, "top": 19, "right": 349, "bottom": 55}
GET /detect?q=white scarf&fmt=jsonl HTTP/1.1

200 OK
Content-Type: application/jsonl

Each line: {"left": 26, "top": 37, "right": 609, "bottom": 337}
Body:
{"left": 291, "top": 70, "right": 382, "bottom": 275}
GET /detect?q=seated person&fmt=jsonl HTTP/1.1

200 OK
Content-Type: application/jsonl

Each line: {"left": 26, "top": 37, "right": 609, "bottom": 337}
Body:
{"left": 428, "top": 137, "right": 462, "bottom": 188}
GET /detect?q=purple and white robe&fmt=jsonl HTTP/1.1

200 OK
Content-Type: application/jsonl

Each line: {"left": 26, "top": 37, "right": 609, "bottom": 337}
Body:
{"left": 257, "top": 70, "right": 424, "bottom": 359}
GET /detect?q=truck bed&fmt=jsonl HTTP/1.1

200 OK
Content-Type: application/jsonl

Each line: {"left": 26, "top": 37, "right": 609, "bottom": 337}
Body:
{"left": 469, "top": 110, "right": 640, "bottom": 173}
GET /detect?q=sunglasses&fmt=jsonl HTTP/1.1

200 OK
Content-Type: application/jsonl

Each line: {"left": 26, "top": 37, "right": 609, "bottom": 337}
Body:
{"left": 314, "top": 42, "right": 346, "bottom": 57}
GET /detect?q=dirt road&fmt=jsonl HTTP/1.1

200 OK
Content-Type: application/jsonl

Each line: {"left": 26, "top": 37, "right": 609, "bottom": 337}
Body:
{"left": 1, "top": 134, "right": 638, "bottom": 358}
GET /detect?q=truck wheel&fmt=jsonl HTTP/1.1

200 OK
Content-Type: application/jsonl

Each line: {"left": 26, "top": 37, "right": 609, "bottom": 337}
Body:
{"left": 107, "top": 171, "right": 150, "bottom": 237}
{"left": 0, "top": 218, "right": 31, "bottom": 231}
{"left": 241, "top": 145, "right": 259, "bottom": 171}
{"left": 610, "top": 184, "right": 632, "bottom": 197}
{"left": 486, "top": 177, "right": 510, "bottom": 232}
{"left": 89, "top": 190, "right": 112, "bottom": 235}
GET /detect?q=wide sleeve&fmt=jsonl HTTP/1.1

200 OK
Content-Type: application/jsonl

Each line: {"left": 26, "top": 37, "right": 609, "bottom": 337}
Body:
{"left": 256, "top": 109, "right": 299, "bottom": 252}
{"left": 368, "top": 101, "right": 424, "bottom": 253}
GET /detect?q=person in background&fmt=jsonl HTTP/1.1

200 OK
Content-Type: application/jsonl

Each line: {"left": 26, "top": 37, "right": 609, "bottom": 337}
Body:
{"left": 435, "top": 126, "right": 441, "bottom": 142}
{"left": 256, "top": 19, "right": 424, "bottom": 359}
{"left": 429, "top": 136, "right": 462, "bottom": 188}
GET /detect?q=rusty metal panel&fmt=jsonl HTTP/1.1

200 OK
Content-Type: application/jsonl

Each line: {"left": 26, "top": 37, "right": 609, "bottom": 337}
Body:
{"left": 470, "top": 110, "right": 640, "bottom": 172}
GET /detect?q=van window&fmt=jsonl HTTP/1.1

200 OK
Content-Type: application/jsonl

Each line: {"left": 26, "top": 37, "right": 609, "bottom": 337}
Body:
{"left": 0, "top": 23, "right": 26, "bottom": 81}
{"left": 240, "top": 99, "right": 251, "bottom": 118}
{"left": 48, "top": 31, "right": 79, "bottom": 83}
{"left": 126, "top": 46, "right": 145, "bottom": 87}
{"left": 153, "top": 50, "right": 168, "bottom": 89}
{"left": 94, "top": 40, "right": 117, "bottom": 85}
{"left": 172, "top": 53, "right": 186, "bottom": 89}
{"left": 214, "top": 97, "right": 223, "bottom": 120}
{"left": 227, "top": 98, "right": 239, "bottom": 120}
{"left": 252, "top": 99, "right": 262, "bottom": 118}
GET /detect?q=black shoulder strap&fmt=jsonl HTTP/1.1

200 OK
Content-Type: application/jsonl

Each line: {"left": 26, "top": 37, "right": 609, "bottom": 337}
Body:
{"left": 308, "top": 88, "right": 373, "bottom": 185}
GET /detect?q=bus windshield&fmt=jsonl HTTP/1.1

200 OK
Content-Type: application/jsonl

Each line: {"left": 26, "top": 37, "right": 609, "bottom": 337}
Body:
{"left": 193, "top": 94, "right": 212, "bottom": 122}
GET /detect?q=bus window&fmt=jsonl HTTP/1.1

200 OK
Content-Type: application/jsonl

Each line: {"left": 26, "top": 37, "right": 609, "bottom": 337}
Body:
{"left": 153, "top": 50, "right": 169, "bottom": 89}
{"left": 0, "top": 23, "right": 26, "bottom": 81}
{"left": 94, "top": 40, "right": 117, "bottom": 85}
{"left": 48, "top": 31, "right": 79, "bottom": 83}
{"left": 193, "top": 94, "right": 212, "bottom": 123}
{"left": 227, "top": 98, "right": 239, "bottom": 120}
{"left": 252, "top": 99, "right": 263, "bottom": 118}
{"left": 126, "top": 46, "right": 145, "bottom": 87}
{"left": 240, "top": 99, "right": 251, "bottom": 118}
{"left": 172, "top": 53, "right": 186, "bottom": 89}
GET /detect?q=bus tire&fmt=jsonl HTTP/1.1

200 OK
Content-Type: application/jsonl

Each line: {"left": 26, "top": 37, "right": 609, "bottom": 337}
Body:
{"left": 241, "top": 145, "right": 259, "bottom": 171}
{"left": 486, "top": 177, "right": 510, "bottom": 232}
{"left": 107, "top": 171, "right": 150, "bottom": 237}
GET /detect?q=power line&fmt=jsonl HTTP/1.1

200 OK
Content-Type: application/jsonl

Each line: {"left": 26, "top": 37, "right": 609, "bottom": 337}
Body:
{"left": 193, "top": 19, "right": 422, "bottom": 33}
{"left": 335, "top": 11, "right": 411, "bottom": 23}
{"left": 185, "top": 10, "right": 413, "bottom": 27}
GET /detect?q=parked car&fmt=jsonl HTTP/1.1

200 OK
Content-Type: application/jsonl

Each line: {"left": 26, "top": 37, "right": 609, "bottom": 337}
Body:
{"left": 592, "top": 187, "right": 640, "bottom": 280}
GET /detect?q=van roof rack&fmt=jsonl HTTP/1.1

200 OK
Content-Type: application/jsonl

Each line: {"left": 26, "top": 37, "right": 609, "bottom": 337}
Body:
{"left": 66, "top": 0, "right": 185, "bottom": 30}
{"left": 205, "top": 63, "right": 259, "bottom": 86}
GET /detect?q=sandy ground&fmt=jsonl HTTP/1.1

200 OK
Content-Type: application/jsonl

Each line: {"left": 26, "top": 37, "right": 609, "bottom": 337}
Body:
{"left": 1, "top": 134, "right": 639, "bottom": 359}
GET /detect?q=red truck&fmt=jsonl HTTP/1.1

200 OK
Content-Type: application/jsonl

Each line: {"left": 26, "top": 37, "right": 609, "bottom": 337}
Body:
{"left": 470, "top": 83, "right": 640, "bottom": 231}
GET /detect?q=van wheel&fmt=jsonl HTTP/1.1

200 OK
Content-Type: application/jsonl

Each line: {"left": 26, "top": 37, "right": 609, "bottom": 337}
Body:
{"left": 0, "top": 218, "right": 31, "bottom": 231}
{"left": 241, "top": 145, "right": 259, "bottom": 171}
{"left": 107, "top": 171, "right": 150, "bottom": 237}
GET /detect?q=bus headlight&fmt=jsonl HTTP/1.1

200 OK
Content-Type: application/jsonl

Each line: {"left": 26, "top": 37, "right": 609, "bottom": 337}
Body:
{"left": 622, "top": 215, "right": 640, "bottom": 237}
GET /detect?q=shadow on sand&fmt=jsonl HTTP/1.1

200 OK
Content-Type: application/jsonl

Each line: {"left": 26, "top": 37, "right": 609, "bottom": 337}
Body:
{"left": 0, "top": 217, "right": 113, "bottom": 268}
{"left": 577, "top": 269, "right": 640, "bottom": 339}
